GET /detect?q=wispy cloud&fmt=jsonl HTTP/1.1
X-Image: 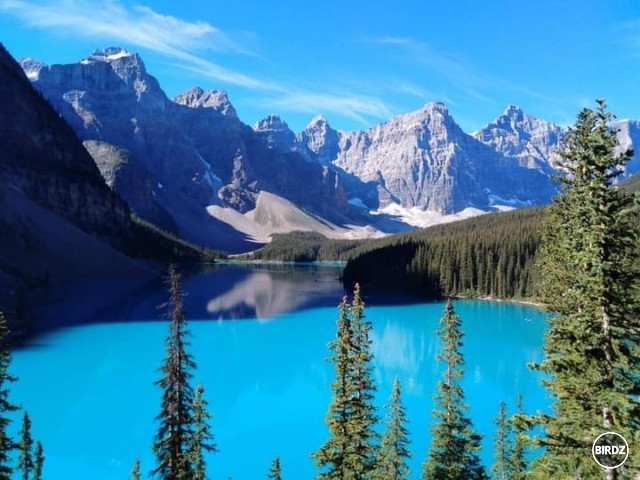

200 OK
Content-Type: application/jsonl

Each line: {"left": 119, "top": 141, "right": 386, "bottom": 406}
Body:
{"left": 0, "top": 0, "right": 394, "bottom": 125}
{"left": 263, "top": 91, "right": 392, "bottom": 125}
{"left": 0, "top": 0, "right": 271, "bottom": 88}
{"left": 369, "top": 36, "right": 552, "bottom": 104}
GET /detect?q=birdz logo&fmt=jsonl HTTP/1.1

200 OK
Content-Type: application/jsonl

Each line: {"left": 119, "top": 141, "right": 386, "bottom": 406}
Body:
{"left": 592, "top": 432, "right": 629, "bottom": 469}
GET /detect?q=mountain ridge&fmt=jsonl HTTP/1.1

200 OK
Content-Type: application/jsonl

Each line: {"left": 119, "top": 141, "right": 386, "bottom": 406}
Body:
{"left": 17, "top": 46, "right": 640, "bottom": 251}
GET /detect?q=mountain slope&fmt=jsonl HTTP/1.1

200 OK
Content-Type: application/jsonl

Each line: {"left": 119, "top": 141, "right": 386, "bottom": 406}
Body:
{"left": 22, "top": 48, "right": 356, "bottom": 252}
{"left": 18, "top": 46, "right": 640, "bottom": 251}
{"left": 0, "top": 43, "right": 155, "bottom": 328}
{"left": 473, "top": 104, "right": 563, "bottom": 174}
{"left": 300, "top": 102, "right": 558, "bottom": 212}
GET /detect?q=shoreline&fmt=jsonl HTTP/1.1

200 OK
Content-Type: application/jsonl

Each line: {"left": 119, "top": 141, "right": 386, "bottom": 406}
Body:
{"left": 455, "top": 294, "right": 545, "bottom": 309}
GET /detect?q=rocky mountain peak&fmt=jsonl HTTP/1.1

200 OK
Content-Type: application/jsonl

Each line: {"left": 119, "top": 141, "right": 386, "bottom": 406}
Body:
{"left": 84, "top": 47, "right": 136, "bottom": 63}
{"left": 79, "top": 47, "right": 158, "bottom": 99}
{"left": 174, "top": 87, "right": 237, "bottom": 118}
{"left": 17, "top": 57, "right": 45, "bottom": 80}
{"left": 474, "top": 105, "right": 563, "bottom": 172}
{"left": 421, "top": 101, "right": 449, "bottom": 115}
{"left": 299, "top": 115, "right": 340, "bottom": 164}
{"left": 503, "top": 103, "right": 524, "bottom": 119}
{"left": 254, "top": 114, "right": 290, "bottom": 132}
{"left": 306, "top": 115, "right": 330, "bottom": 129}
{"left": 253, "top": 115, "right": 297, "bottom": 149}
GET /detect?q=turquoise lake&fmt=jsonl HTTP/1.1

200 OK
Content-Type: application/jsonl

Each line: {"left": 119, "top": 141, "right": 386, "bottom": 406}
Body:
{"left": 11, "top": 264, "right": 548, "bottom": 479}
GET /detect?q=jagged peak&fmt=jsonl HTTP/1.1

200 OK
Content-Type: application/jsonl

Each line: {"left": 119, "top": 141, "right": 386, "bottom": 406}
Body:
{"left": 422, "top": 101, "right": 449, "bottom": 112}
{"left": 503, "top": 104, "right": 524, "bottom": 117}
{"left": 85, "top": 47, "right": 136, "bottom": 63}
{"left": 174, "top": 87, "right": 237, "bottom": 117}
{"left": 254, "top": 114, "right": 291, "bottom": 132}
{"left": 18, "top": 57, "right": 45, "bottom": 80}
{"left": 308, "top": 114, "right": 328, "bottom": 126}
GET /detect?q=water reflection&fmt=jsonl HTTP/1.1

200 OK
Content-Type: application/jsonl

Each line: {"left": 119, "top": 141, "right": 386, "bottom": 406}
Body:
{"left": 33, "top": 264, "right": 345, "bottom": 331}
{"left": 203, "top": 266, "right": 344, "bottom": 320}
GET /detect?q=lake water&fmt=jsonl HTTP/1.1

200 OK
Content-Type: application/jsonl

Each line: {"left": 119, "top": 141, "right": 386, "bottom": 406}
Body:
{"left": 11, "top": 264, "right": 548, "bottom": 479}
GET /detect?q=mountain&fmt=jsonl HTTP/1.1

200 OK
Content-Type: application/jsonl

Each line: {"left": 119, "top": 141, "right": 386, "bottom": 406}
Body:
{"left": 22, "top": 48, "right": 358, "bottom": 252}
{"left": 613, "top": 119, "right": 640, "bottom": 176}
{"left": 0, "top": 43, "right": 154, "bottom": 328}
{"left": 473, "top": 104, "right": 563, "bottom": 174}
{"left": 18, "top": 47, "right": 640, "bottom": 251}
{"left": 300, "top": 102, "right": 557, "bottom": 212}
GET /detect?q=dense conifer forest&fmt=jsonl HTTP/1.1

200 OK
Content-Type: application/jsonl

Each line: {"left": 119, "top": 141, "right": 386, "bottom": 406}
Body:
{"left": 342, "top": 208, "right": 544, "bottom": 299}
{"left": 242, "top": 231, "right": 362, "bottom": 262}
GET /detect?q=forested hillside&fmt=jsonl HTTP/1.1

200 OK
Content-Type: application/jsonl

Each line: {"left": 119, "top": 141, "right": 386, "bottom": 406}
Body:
{"left": 343, "top": 171, "right": 640, "bottom": 300}
{"left": 244, "top": 231, "right": 361, "bottom": 262}
{"left": 343, "top": 208, "right": 545, "bottom": 299}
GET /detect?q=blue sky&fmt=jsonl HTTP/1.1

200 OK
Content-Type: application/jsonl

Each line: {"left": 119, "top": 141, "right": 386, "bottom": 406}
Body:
{"left": 1, "top": 0, "right": 639, "bottom": 132}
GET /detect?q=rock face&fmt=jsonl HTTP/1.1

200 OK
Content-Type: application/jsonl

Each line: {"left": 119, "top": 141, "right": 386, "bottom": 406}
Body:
{"left": 1, "top": 44, "right": 131, "bottom": 244}
{"left": 174, "top": 87, "right": 237, "bottom": 118}
{"left": 473, "top": 104, "right": 563, "bottom": 174}
{"left": 612, "top": 119, "right": 640, "bottom": 176}
{"left": 300, "top": 102, "right": 557, "bottom": 211}
{"left": 0, "top": 43, "right": 149, "bottom": 323}
{"left": 22, "top": 48, "right": 352, "bottom": 251}
{"left": 19, "top": 46, "right": 640, "bottom": 250}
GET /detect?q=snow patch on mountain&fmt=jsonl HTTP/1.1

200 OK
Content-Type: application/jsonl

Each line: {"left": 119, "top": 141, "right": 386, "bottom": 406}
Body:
{"left": 370, "top": 203, "right": 491, "bottom": 228}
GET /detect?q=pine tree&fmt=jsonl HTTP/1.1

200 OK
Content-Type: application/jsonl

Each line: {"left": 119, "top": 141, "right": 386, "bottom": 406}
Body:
{"left": 492, "top": 401, "right": 512, "bottom": 480}
{"left": 312, "top": 297, "right": 356, "bottom": 479}
{"left": 313, "top": 284, "right": 379, "bottom": 479}
{"left": 267, "top": 456, "right": 282, "bottom": 480}
{"left": 152, "top": 266, "right": 197, "bottom": 480}
{"left": 533, "top": 100, "right": 640, "bottom": 479}
{"left": 18, "top": 411, "right": 34, "bottom": 480}
{"left": 423, "top": 300, "right": 487, "bottom": 480}
{"left": 189, "top": 384, "right": 217, "bottom": 480}
{"left": 349, "top": 283, "right": 379, "bottom": 477}
{"left": 376, "top": 377, "right": 411, "bottom": 480}
{"left": 33, "top": 441, "right": 44, "bottom": 480}
{"left": 131, "top": 459, "right": 141, "bottom": 480}
{"left": 0, "top": 312, "right": 18, "bottom": 480}
{"left": 509, "top": 394, "right": 528, "bottom": 479}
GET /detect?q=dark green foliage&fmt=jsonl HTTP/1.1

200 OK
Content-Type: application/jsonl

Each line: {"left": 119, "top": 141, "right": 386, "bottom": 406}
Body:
{"left": 349, "top": 284, "right": 379, "bottom": 476}
{"left": 313, "top": 284, "right": 379, "bottom": 479}
{"left": 128, "top": 215, "right": 224, "bottom": 262}
{"left": 131, "top": 459, "right": 141, "bottom": 480}
{"left": 245, "top": 231, "right": 362, "bottom": 262}
{"left": 423, "top": 300, "right": 487, "bottom": 480}
{"left": 267, "top": 456, "right": 282, "bottom": 480}
{"left": 509, "top": 395, "right": 528, "bottom": 479}
{"left": 152, "top": 266, "right": 197, "bottom": 480}
{"left": 190, "top": 384, "right": 217, "bottom": 480}
{"left": 532, "top": 100, "right": 640, "bottom": 478}
{"left": 376, "top": 377, "right": 411, "bottom": 480}
{"left": 33, "top": 441, "right": 43, "bottom": 480}
{"left": 344, "top": 208, "right": 544, "bottom": 300}
{"left": 18, "top": 412, "right": 33, "bottom": 480}
{"left": 0, "top": 312, "right": 18, "bottom": 480}
{"left": 492, "top": 401, "right": 512, "bottom": 480}
{"left": 313, "top": 297, "right": 354, "bottom": 479}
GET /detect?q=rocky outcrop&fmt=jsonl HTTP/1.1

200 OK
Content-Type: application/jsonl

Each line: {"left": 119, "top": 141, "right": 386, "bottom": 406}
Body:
{"left": 22, "top": 48, "right": 352, "bottom": 251}
{"left": 299, "top": 102, "right": 557, "bottom": 212}
{"left": 174, "top": 87, "right": 237, "bottom": 118}
{"left": 473, "top": 104, "right": 563, "bottom": 173}
{"left": 0, "top": 43, "right": 150, "bottom": 328}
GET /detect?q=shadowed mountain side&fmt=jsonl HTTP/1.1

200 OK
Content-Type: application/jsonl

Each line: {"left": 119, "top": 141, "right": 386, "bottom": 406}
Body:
{"left": 26, "top": 265, "right": 345, "bottom": 335}
{"left": 0, "top": 43, "right": 156, "bottom": 330}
